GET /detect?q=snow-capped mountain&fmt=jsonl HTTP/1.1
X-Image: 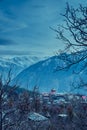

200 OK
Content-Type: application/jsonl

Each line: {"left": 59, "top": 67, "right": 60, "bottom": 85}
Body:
{"left": 11, "top": 55, "right": 87, "bottom": 95}
{"left": 0, "top": 56, "right": 47, "bottom": 80}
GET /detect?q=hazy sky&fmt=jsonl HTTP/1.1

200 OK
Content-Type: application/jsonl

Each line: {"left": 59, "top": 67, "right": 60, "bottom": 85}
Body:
{"left": 0, "top": 0, "right": 86, "bottom": 57}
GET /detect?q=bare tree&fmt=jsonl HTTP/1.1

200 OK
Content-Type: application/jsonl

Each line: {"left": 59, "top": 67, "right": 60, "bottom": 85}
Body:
{"left": 50, "top": 3, "right": 87, "bottom": 129}
{"left": 54, "top": 3, "right": 87, "bottom": 50}
{"left": 0, "top": 67, "right": 19, "bottom": 130}
{"left": 51, "top": 3, "right": 87, "bottom": 89}
{"left": 50, "top": 3, "right": 87, "bottom": 68}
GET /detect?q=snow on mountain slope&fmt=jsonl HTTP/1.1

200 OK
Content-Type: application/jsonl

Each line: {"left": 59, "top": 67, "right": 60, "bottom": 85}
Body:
{"left": 0, "top": 56, "right": 46, "bottom": 80}
{"left": 11, "top": 55, "right": 87, "bottom": 95}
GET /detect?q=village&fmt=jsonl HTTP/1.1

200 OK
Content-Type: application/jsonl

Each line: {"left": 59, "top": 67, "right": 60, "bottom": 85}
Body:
{"left": 28, "top": 88, "right": 87, "bottom": 130}
{"left": 2, "top": 86, "right": 87, "bottom": 130}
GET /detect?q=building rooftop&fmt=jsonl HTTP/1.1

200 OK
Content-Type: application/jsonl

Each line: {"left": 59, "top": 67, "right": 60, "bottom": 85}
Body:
{"left": 28, "top": 112, "right": 48, "bottom": 121}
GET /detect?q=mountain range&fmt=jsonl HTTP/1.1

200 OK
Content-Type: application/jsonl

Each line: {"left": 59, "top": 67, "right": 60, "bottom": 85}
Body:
{"left": 0, "top": 56, "right": 47, "bottom": 81}
{"left": 11, "top": 54, "right": 87, "bottom": 95}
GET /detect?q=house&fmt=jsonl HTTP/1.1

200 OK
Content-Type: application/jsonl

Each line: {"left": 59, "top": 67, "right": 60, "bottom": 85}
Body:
{"left": 28, "top": 112, "right": 50, "bottom": 130}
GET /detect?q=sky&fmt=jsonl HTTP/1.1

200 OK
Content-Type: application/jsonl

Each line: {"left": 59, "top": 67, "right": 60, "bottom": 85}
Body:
{"left": 0, "top": 0, "right": 87, "bottom": 57}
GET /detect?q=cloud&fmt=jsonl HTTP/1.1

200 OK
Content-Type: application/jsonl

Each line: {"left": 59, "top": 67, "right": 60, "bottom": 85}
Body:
{"left": 1, "top": 22, "right": 28, "bottom": 33}
{"left": 0, "top": 38, "right": 16, "bottom": 46}
{"left": 0, "top": 11, "right": 12, "bottom": 22}
{"left": 32, "top": 5, "right": 45, "bottom": 9}
{"left": 0, "top": 0, "right": 86, "bottom": 57}
{"left": 0, "top": 50, "right": 30, "bottom": 55}
{"left": 0, "top": 50, "right": 45, "bottom": 56}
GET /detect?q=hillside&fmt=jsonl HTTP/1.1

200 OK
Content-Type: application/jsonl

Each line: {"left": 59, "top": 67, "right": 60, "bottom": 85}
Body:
{"left": 11, "top": 55, "right": 87, "bottom": 95}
